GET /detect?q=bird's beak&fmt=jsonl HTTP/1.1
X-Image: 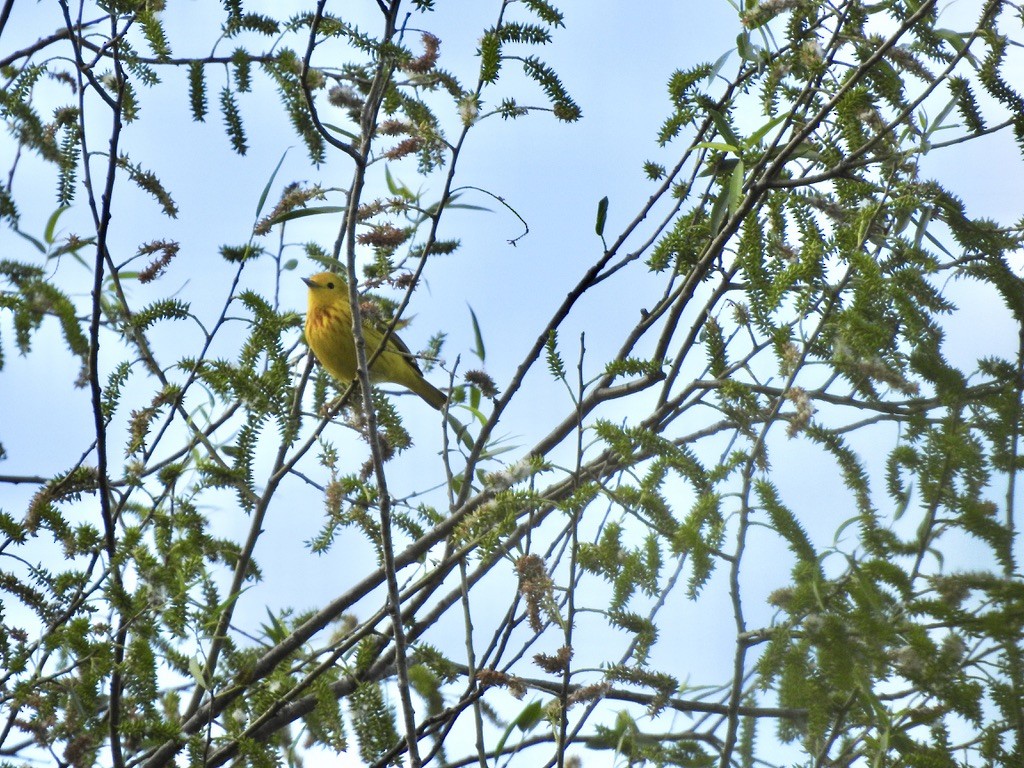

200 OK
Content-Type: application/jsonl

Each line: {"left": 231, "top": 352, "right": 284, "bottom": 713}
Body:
{"left": 302, "top": 277, "right": 316, "bottom": 288}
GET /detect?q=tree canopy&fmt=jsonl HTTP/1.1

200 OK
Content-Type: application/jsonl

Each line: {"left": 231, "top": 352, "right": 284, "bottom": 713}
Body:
{"left": 2, "top": 1, "right": 1024, "bottom": 767}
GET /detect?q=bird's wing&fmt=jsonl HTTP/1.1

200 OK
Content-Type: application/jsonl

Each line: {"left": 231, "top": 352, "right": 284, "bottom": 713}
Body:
{"left": 379, "top": 322, "right": 426, "bottom": 375}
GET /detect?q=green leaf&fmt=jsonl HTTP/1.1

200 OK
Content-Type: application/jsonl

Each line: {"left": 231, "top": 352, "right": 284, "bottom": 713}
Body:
{"left": 923, "top": 93, "right": 959, "bottom": 141}
{"left": 708, "top": 49, "right": 732, "bottom": 80}
{"left": 727, "top": 159, "right": 745, "bottom": 217}
{"left": 595, "top": 195, "right": 609, "bottom": 237}
{"left": 934, "top": 28, "right": 972, "bottom": 60}
{"left": 320, "top": 121, "right": 360, "bottom": 141}
{"left": 384, "top": 166, "right": 415, "bottom": 200}
{"left": 255, "top": 150, "right": 289, "bottom": 220}
{"left": 43, "top": 206, "right": 71, "bottom": 245}
{"left": 746, "top": 114, "right": 787, "bottom": 148}
{"left": 695, "top": 141, "right": 741, "bottom": 154}
{"left": 265, "top": 205, "right": 348, "bottom": 228}
{"left": 706, "top": 107, "right": 740, "bottom": 147}
{"left": 467, "top": 304, "right": 485, "bottom": 362}
{"left": 737, "top": 31, "right": 759, "bottom": 58}
{"left": 445, "top": 412, "right": 475, "bottom": 451}
{"left": 709, "top": 185, "right": 730, "bottom": 234}
{"left": 512, "top": 699, "right": 545, "bottom": 730}
{"left": 14, "top": 227, "right": 46, "bottom": 254}
{"left": 495, "top": 699, "right": 544, "bottom": 755}
{"left": 188, "top": 657, "right": 207, "bottom": 690}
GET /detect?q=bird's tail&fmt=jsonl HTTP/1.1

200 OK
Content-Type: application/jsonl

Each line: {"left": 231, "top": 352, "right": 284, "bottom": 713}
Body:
{"left": 413, "top": 378, "right": 448, "bottom": 410}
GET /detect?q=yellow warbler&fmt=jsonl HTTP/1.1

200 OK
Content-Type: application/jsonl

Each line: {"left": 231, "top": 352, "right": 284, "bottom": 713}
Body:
{"left": 303, "top": 272, "right": 447, "bottom": 410}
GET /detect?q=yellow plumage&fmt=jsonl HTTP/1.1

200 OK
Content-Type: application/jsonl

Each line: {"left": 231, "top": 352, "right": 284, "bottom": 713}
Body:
{"left": 303, "top": 272, "right": 446, "bottom": 410}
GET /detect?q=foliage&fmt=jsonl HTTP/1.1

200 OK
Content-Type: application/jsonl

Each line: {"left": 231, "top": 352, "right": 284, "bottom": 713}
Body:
{"left": 1, "top": 1, "right": 1023, "bottom": 767}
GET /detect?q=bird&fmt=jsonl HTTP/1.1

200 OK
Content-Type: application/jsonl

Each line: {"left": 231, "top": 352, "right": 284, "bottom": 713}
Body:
{"left": 303, "top": 271, "right": 447, "bottom": 410}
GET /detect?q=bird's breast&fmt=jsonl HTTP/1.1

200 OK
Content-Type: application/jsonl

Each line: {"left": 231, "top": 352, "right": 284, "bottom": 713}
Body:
{"left": 306, "top": 304, "right": 358, "bottom": 382}
{"left": 306, "top": 305, "right": 344, "bottom": 332}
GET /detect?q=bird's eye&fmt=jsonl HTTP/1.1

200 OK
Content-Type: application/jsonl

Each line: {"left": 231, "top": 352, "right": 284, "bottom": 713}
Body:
{"left": 327, "top": 282, "right": 334, "bottom": 289}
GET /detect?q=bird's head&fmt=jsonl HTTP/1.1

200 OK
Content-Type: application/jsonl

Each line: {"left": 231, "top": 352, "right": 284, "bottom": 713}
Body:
{"left": 303, "top": 272, "right": 349, "bottom": 310}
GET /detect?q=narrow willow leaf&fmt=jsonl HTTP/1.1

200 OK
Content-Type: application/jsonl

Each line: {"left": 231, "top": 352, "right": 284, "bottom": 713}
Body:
{"left": 595, "top": 195, "right": 609, "bottom": 237}
{"left": 727, "top": 159, "right": 745, "bottom": 218}
{"left": 43, "top": 206, "right": 70, "bottom": 245}
{"left": 255, "top": 150, "right": 289, "bottom": 220}
{"left": 265, "top": 205, "right": 347, "bottom": 228}
{"left": 468, "top": 304, "right": 485, "bottom": 362}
